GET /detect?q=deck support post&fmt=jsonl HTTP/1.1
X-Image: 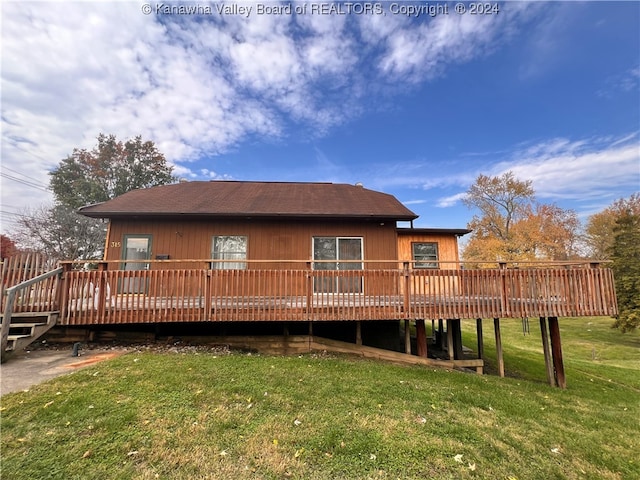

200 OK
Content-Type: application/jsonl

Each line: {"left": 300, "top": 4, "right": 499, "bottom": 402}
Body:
{"left": 404, "top": 319, "right": 411, "bottom": 354}
{"left": 476, "top": 318, "right": 484, "bottom": 361}
{"left": 416, "top": 319, "right": 428, "bottom": 357}
{"left": 355, "top": 321, "right": 362, "bottom": 346}
{"left": 539, "top": 317, "right": 556, "bottom": 387}
{"left": 494, "top": 318, "right": 504, "bottom": 377}
{"left": 450, "top": 319, "right": 463, "bottom": 360}
{"left": 438, "top": 319, "right": 445, "bottom": 350}
{"left": 548, "top": 316, "right": 566, "bottom": 389}
{"left": 431, "top": 319, "right": 435, "bottom": 345}
{"left": 446, "top": 320, "right": 454, "bottom": 360}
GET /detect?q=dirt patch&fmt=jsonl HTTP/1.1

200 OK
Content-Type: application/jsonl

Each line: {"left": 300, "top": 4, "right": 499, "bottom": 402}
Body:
{"left": 63, "top": 352, "right": 123, "bottom": 368}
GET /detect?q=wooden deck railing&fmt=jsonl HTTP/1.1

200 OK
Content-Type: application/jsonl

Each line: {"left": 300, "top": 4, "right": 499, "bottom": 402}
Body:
{"left": 1, "top": 253, "right": 55, "bottom": 312}
{"left": 41, "top": 260, "right": 618, "bottom": 325}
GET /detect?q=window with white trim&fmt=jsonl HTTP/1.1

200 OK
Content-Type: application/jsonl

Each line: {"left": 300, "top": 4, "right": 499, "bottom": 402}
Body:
{"left": 211, "top": 235, "right": 247, "bottom": 270}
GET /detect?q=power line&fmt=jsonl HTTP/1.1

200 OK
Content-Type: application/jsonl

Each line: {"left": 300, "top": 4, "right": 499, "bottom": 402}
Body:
{"left": 0, "top": 165, "right": 49, "bottom": 189}
{"left": 7, "top": 141, "right": 54, "bottom": 165}
{"left": 0, "top": 172, "right": 50, "bottom": 192}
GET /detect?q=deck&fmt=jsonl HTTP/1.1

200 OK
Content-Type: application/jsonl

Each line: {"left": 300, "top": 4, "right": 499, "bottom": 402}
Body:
{"left": 2, "top": 259, "right": 618, "bottom": 325}
{"left": 1, "top": 257, "right": 619, "bottom": 386}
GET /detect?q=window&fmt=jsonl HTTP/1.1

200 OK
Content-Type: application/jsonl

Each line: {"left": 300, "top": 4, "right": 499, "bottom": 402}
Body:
{"left": 211, "top": 236, "right": 247, "bottom": 270}
{"left": 312, "top": 237, "right": 363, "bottom": 293}
{"left": 412, "top": 242, "right": 438, "bottom": 268}
{"left": 121, "top": 235, "right": 152, "bottom": 293}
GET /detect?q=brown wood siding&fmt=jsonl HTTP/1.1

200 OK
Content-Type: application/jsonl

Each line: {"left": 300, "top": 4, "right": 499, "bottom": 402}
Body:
{"left": 105, "top": 218, "right": 398, "bottom": 267}
{"left": 397, "top": 233, "right": 462, "bottom": 296}
{"left": 397, "top": 233, "right": 461, "bottom": 267}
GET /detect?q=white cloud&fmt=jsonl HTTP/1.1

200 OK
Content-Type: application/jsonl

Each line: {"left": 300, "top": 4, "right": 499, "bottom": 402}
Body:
{"left": 597, "top": 65, "right": 640, "bottom": 98}
{"left": 0, "top": 1, "right": 556, "bottom": 226}
{"left": 436, "top": 193, "right": 467, "bottom": 208}
{"left": 380, "top": 134, "right": 639, "bottom": 211}
{"left": 432, "top": 134, "right": 639, "bottom": 207}
{"left": 495, "top": 134, "right": 640, "bottom": 202}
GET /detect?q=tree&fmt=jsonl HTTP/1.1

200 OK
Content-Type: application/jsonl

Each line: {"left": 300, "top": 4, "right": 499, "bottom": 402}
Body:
{"left": 0, "top": 234, "right": 20, "bottom": 259}
{"left": 13, "top": 204, "right": 107, "bottom": 262}
{"left": 50, "top": 134, "right": 176, "bottom": 210}
{"left": 462, "top": 172, "right": 580, "bottom": 264}
{"left": 13, "top": 134, "right": 175, "bottom": 261}
{"left": 610, "top": 211, "right": 640, "bottom": 332}
{"left": 584, "top": 193, "right": 640, "bottom": 259}
{"left": 463, "top": 172, "right": 535, "bottom": 242}
{"left": 512, "top": 204, "right": 581, "bottom": 261}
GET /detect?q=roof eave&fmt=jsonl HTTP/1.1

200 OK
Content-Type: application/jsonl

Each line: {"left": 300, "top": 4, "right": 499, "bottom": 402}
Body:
{"left": 80, "top": 211, "right": 418, "bottom": 221}
{"left": 396, "top": 227, "right": 472, "bottom": 236}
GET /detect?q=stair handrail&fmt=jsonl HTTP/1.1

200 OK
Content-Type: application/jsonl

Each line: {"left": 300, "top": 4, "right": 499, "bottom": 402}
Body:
{"left": 1, "top": 267, "right": 64, "bottom": 359}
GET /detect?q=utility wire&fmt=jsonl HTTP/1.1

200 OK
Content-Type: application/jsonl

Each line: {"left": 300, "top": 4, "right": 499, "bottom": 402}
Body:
{"left": 1, "top": 165, "right": 49, "bottom": 189}
{"left": 0, "top": 172, "right": 50, "bottom": 192}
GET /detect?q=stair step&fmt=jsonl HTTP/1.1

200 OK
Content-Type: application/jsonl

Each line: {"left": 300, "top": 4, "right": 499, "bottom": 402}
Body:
{"left": 2, "top": 311, "right": 59, "bottom": 358}
{"left": 7, "top": 334, "right": 32, "bottom": 341}
{"left": 1, "top": 311, "right": 59, "bottom": 317}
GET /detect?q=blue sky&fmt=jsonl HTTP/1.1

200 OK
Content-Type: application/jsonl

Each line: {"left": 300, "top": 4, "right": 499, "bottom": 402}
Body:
{"left": 1, "top": 1, "right": 639, "bottom": 235}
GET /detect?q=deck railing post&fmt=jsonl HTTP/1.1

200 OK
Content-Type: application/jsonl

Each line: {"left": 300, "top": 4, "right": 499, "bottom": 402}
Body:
{"left": 205, "top": 270, "right": 212, "bottom": 320}
{"left": 96, "top": 262, "right": 107, "bottom": 322}
{"left": 305, "top": 263, "right": 313, "bottom": 321}
{"left": 402, "top": 261, "right": 410, "bottom": 318}
{"left": 498, "top": 262, "right": 509, "bottom": 318}
{"left": 58, "top": 262, "right": 71, "bottom": 324}
{"left": 0, "top": 287, "right": 17, "bottom": 361}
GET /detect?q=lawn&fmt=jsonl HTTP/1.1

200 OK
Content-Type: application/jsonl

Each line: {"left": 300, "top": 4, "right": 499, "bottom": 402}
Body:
{"left": 1, "top": 316, "right": 638, "bottom": 479}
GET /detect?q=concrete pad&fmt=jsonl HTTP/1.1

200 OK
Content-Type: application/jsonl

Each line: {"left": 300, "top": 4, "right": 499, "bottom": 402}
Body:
{"left": 0, "top": 348, "right": 127, "bottom": 396}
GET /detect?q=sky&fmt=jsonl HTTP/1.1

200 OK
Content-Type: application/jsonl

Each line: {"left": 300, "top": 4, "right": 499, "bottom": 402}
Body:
{"left": 1, "top": 0, "right": 639, "bottom": 236}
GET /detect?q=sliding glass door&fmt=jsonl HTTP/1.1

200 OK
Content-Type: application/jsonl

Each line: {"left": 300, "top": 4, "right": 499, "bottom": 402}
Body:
{"left": 313, "top": 237, "right": 363, "bottom": 293}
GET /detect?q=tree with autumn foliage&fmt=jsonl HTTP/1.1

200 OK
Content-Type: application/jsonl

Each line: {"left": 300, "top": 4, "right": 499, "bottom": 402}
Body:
{"left": 584, "top": 193, "right": 640, "bottom": 259}
{"left": 50, "top": 134, "right": 175, "bottom": 210}
{"left": 462, "top": 172, "right": 580, "bottom": 264}
{"left": 0, "top": 234, "right": 20, "bottom": 259}
{"left": 13, "top": 134, "right": 175, "bottom": 261}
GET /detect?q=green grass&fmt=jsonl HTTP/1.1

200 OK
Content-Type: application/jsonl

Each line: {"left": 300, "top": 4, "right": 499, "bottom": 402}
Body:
{"left": 2, "top": 317, "right": 639, "bottom": 479}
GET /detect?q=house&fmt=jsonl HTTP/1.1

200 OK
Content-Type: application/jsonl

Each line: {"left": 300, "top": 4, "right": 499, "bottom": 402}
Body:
{"left": 79, "top": 180, "right": 467, "bottom": 274}
{"left": 76, "top": 180, "right": 471, "bottom": 347}
{"left": 1, "top": 181, "right": 619, "bottom": 387}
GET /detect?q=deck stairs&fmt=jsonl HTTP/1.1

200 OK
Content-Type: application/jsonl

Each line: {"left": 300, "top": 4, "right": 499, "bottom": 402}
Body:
{"left": 0, "top": 312, "right": 59, "bottom": 357}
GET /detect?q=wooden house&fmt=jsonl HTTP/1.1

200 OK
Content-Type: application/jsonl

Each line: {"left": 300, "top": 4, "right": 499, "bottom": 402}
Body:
{"left": 1, "top": 181, "right": 619, "bottom": 387}
{"left": 78, "top": 180, "right": 468, "bottom": 278}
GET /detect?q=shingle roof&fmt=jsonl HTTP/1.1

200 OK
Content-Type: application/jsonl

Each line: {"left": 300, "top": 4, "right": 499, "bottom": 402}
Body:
{"left": 78, "top": 181, "right": 418, "bottom": 220}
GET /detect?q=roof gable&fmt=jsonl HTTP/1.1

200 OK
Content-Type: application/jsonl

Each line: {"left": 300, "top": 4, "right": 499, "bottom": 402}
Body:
{"left": 79, "top": 181, "right": 418, "bottom": 221}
